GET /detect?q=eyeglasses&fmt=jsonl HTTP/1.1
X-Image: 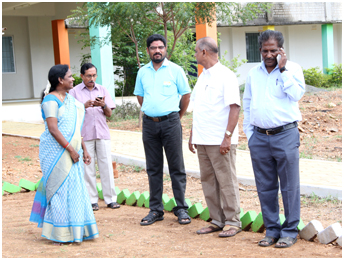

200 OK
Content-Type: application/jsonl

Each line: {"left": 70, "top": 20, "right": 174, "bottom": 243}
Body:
{"left": 149, "top": 46, "right": 165, "bottom": 51}
{"left": 84, "top": 74, "right": 97, "bottom": 79}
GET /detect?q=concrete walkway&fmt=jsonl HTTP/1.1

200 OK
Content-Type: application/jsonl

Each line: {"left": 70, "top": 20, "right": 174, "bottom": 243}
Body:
{"left": 2, "top": 121, "right": 342, "bottom": 199}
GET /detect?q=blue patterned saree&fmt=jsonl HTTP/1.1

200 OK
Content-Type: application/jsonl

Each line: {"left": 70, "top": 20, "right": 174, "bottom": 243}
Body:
{"left": 30, "top": 93, "right": 99, "bottom": 243}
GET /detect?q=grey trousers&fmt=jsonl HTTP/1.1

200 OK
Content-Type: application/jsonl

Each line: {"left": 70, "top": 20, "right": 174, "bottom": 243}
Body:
{"left": 197, "top": 144, "right": 241, "bottom": 228}
{"left": 248, "top": 127, "right": 300, "bottom": 239}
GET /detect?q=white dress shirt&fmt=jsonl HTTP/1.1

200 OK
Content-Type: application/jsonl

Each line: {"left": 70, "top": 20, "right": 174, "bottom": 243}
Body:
{"left": 191, "top": 62, "right": 241, "bottom": 145}
{"left": 243, "top": 60, "right": 305, "bottom": 141}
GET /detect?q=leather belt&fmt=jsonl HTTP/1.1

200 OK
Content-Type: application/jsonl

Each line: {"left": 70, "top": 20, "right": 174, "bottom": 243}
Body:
{"left": 255, "top": 122, "right": 298, "bottom": 135}
{"left": 144, "top": 112, "right": 175, "bottom": 122}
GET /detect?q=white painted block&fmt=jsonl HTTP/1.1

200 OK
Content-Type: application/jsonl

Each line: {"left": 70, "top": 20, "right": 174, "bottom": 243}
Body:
{"left": 336, "top": 235, "right": 342, "bottom": 247}
{"left": 318, "top": 223, "right": 342, "bottom": 244}
{"left": 299, "top": 220, "right": 324, "bottom": 241}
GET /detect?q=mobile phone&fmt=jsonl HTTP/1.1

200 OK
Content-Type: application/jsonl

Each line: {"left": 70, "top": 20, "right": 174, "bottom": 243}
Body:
{"left": 97, "top": 96, "right": 103, "bottom": 100}
{"left": 277, "top": 54, "right": 281, "bottom": 63}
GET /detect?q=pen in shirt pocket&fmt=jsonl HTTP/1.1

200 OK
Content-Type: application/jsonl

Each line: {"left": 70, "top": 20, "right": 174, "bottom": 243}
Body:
{"left": 276, "top": 79, "right": 278, "bottom": 85}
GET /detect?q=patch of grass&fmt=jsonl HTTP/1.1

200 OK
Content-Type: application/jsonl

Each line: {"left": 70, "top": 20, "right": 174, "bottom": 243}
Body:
{"left": 133, "top": 166, "right": 143, "bottom": 172}
{"left": 14, "top": 155, "right": 32, "bottom": 162}
{"left": 237, "top": 143, "right": 247, "bottom": 150}
{"left": 30, "top": 144, "right": 39, "bottom": 147}
{"left": 301, "top": 192, "right": 341, "bottom": 205}
{"left": 300, "top": 152, "right": 312, "bottom": 159}
{"left": 163, "top": 174, "right": 171, "bottom": 182}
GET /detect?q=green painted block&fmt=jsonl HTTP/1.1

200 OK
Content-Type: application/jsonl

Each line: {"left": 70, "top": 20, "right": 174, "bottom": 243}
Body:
{"left": 251, "top": 212, "right": 265, "bottom": 233}
{"left": 115, "top": 186, "right": 120, "bottom": 195}
{"left": 164, "top": 198, "right": 177, "bottom": 211}
{"left": 297, "top": 218, "right": 306, "bottom": 231}
{"left": 96, "top": 183, "right": 104, "bottom": 200}
{"left": 144, "top": 197, "right": 150, "bottom": 208}
{"left": 200, "top": 207, "right": 210, "bottom": 221}
{"left": 35, "top": 179, "right": 41, "bottom": 190}
{"left": 137, "top": 191, "right": 149, "bottom": 207}
{"left": 188, "top": 203, "right": 203, "bottom": 218}
{"left": 117, "top": 189, "right": 131, "bottom": 204}
{"left": 185, "top": 198, "right": 192, "bottom": 209}
{"left": 126, "top": 191, "right": 140, "bottom": 206}
{"left": 2, "top": 182, "right": 21, "bottom": 194}
{"left": 19, "top": 179, "right": 36, "bottom": 191}
{"left": 240, "top": 211, "right": 257, "bottom": 231}
{"left": 279, "top": 214, "right": 286, "bottom": 225}
{"left": 240, "top": 208, "right": 244, "bottom": 219}
{"left": 162, "top": 194, "right": 170, "bottom": 205}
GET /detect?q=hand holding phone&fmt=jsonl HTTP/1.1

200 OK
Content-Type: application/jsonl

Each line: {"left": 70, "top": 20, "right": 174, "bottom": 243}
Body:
{"left": 277, "top": 54, "right": 281, "bottom": 64}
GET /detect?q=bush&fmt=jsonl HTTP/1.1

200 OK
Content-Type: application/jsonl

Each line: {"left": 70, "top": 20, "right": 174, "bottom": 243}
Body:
{"left": 326, "top": 63, "right": 342, "bottom": 87}
{"left": 72, "top": 74, "right": 83, "bottom": 87}
{"left": 107, "top": 101, "right": 140, "bottom": 121}
{"left": 303, "top": 64, "right": 342, "bottom": 89}
{"left": 302, "top": 67, "right": 331, "bottom": 88}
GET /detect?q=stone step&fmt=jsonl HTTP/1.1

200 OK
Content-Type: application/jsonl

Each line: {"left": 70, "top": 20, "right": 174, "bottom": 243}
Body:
{"left": 19, "top": 179, "right": 36, "bottom": 191}
{"left": 241, "top": 211, "right": 257, "bottom": 231}
{"left": 200, "top": 207, "right": 210, "bottom": 221}
{"left": 117, "top": 189, "right": 131, "bottom": 204}
{"left": 164, "top": 198, "right": 177, "bottom": 212}
{"left": 318, "top": 223, "right": 342, "bottom": 244}
{"left": 137, "top": 191, "right": 149, "bottom": 207}
{"left": 2, "top": 182, "right": 21, "bottom": 194}
{"left": 188, "top": 203, "right": 204, "bottom": 218}
{"left": 299, "top": 220, "right": 324, "bottom": 241}
{"left": 251, "top": 212, "right": 265, "bottom": 233}
{"left": 126, "top": 191, "right": 140, "bottom": 206}
{"left": 96, "top": 183, "right": 104, "bottom": 200}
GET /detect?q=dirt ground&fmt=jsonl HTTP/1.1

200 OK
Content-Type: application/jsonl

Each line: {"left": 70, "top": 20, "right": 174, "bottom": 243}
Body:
{"left": 2, "top": 135, "right": 342, "bottom": 258}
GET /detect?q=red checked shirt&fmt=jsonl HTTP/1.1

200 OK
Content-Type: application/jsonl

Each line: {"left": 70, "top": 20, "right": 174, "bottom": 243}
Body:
{"left": 69, "top": 82, "right": 116, "bottom": 141}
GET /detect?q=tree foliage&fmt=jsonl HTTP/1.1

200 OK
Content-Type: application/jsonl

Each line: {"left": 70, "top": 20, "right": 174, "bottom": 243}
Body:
{"left": 70, "top": 2, "right": 271, "bottom": 93}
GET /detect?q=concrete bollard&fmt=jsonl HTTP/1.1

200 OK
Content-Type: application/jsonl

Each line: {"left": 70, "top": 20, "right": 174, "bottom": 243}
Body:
{"left": 200, "top": 207, "right": 210, "bottom": 222}
{"left": 188, "top": 203, "right": 203, "bottom": 218}
{"left": 96, "top": 183, "right": 104, "bottom": 200}
{"left": 19, "top": 179, "right": 36, "bottom": 191}
{"left": 126, "top": 191, "right": 140, "bottom": 206}
{"left": 117, "top": 189, "right": 131, "bottom": 204}
{"left": 299, "top": 220, "right": 324, "bottom": 241}
{"left": 318, "top": 223, "right": 342, "bottom": 244}
{"left": 251, "top": 212, "right": 265, "bottom": 233}
{"left": 241, "top": 211, "right": 257, "bottom": 231}
{"left": 164, "top": 198, "right": 177, "bottom": 212}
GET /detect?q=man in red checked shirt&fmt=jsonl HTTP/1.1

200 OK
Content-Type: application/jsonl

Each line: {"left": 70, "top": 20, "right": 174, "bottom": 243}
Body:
{"left": 69, "top": 63, "right": 120, "bottom": 211}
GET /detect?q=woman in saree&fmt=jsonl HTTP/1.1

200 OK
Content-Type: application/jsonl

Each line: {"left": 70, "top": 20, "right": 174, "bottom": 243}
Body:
{"left": 30, "top": 64, "right": 99, "bottom": 244}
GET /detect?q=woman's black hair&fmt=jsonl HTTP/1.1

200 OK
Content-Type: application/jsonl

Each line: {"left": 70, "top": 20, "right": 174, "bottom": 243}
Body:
{"left": 41, "top": 64, "right": 69, "bottom": 103}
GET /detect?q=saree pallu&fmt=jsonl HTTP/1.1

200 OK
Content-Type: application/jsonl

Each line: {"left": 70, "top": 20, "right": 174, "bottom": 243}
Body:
{"left": 30, "top": 93, "right": 99, "bottom": 243}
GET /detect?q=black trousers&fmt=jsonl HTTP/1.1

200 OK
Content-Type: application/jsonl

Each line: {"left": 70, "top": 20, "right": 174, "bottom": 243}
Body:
{"left": 142, "top": 112, "right": 188, "bottom": 214}
{"left": 248, "top": 126, "right": 300, "bottom": 239}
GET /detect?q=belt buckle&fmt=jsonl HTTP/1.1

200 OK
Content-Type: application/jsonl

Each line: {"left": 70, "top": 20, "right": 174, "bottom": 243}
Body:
{"left": 152, "top": 117, "right": 159, "bottom": 122}
{"left": 266, "top": 129, "right": 272, "bottom": 135}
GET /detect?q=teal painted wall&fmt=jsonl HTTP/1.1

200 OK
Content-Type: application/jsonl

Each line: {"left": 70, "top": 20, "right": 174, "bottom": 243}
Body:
{"left": 321, "top": 24, "right": 334, "bottom": 74}
{"left": 89, "top": 25, "right": 115, "bottom": 102}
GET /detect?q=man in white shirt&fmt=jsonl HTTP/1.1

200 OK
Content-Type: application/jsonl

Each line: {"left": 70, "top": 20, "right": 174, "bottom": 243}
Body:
{"left": 243, "top": 30, "right": 305, "bottom": 248}
{"left": 189, "top": 37, "right": 242, "bottom": 237}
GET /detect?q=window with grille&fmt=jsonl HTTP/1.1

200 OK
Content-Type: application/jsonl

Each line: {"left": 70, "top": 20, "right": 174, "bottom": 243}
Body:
{"left": 245, "top": 33, "right": 261, "bottom": 63}
{"left": 2, "top": 36, "right": 15, "bottom": 73}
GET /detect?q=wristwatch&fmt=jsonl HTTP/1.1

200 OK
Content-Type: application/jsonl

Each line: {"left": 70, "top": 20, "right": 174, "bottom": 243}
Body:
{"left": 225, "top": 130, "right": 232, "bottom": 137}
{"left": 280, "top": 66, "right": 287, "bottom": 73}
{"left": 102, "top": 104, "right": 107, "bottom": 109}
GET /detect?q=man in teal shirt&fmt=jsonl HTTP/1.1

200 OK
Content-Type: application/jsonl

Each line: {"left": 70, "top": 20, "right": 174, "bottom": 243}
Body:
{"left": 134, "top": 34, "right": 191, "bottom": 226}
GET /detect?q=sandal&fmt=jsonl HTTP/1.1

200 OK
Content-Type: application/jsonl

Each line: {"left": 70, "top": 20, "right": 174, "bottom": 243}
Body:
{"left": 107, "top": 202, "right": 121, "bottom": 209}
{"left": 275, "top": 237, "right": 297, "bottom": 248}
{"left": 140, "top": 211, "right": 164, "bottom": 226}
{"left": 174, "top": 209, "right": 191, "bottom": 225}
{"left": 218, "top": 225, "right": 242, "bottom": 237}
{"left": 91, "top": 203, "right": 99, "bottom": 211}
{"left": 196, "top": 223, "right": 222, "bottom": 234}
{"left": 258, "top": 236, "right": 278, "bottom": 247}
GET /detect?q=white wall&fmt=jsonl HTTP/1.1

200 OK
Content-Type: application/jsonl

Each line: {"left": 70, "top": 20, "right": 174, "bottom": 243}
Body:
{"left": 2, "top": 17, "right": 34, "bottom": 100}
{"left": 68, "top": 29, "right": 91, "bottom": 75}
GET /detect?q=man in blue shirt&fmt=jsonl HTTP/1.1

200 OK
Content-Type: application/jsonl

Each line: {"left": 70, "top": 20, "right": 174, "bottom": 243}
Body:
{"left": 243, "top": 30, "right": 305, "bottom": 248}
{"left": 134, "top": 34, "right": 191, "bottom": 226}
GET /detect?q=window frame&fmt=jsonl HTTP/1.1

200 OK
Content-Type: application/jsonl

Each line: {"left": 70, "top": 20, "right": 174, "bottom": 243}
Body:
{"left": 2, "top": 35, "right": 16, "bottom": 74}
{"left": 245, "top": 32, "right": 261, "bottom": 63}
